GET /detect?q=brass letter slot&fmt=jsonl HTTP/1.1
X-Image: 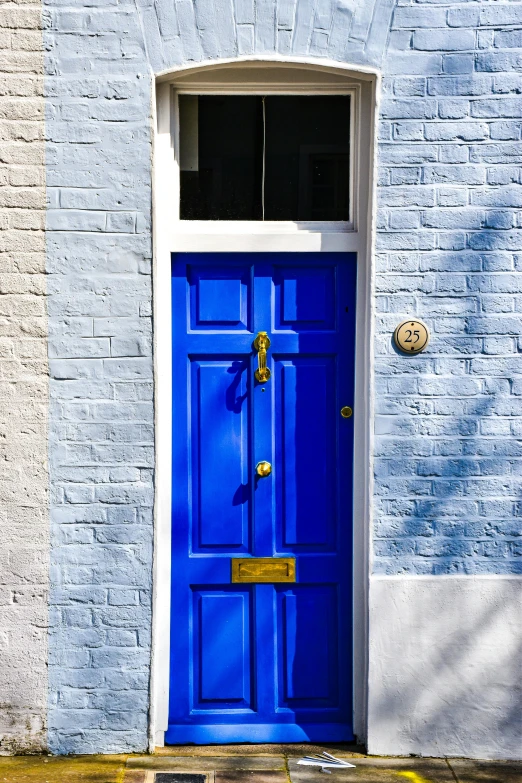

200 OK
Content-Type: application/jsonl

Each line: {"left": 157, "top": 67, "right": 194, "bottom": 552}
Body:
{"left": 231, "top": 557, "right": 296, "bottom": 583}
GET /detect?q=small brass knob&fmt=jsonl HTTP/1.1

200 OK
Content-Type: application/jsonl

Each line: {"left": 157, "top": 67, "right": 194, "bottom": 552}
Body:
{"left": 256, "top": 461, "right": 272, "bottom": 478}
{"left": 340, "top": 406, "right": 353, "bottom": 419}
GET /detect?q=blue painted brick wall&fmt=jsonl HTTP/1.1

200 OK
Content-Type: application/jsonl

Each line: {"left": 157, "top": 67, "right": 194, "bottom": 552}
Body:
{"left": 44, "top": 3, "right": 154, "bottom": 753}
{"left": 375, "top": 0, "right": 522, "bottom": 576}
{"left": 44, "top": 0, "right": 521, "bottom": 754}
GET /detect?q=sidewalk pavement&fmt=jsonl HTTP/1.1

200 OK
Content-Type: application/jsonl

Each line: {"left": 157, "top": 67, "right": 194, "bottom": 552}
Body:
{"left": 0, "top": 744, "right": 520, "bottom": 783}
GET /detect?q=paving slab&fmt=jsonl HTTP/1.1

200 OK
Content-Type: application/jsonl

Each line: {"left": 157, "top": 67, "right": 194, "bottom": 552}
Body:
{"left": 287, "top": 756, "right": 455, "bottom": 783}
{"left": 127, "top": 756, "right": 287, "bottom": 772}
{"left": 126, "top": 771, "right": 289, "bottom": 783}
{"left": 215, "top": 772, "right": 289, "bottom": 783}
{"left": 123, "top": 772, "right": 147, "bottom": 783}
{"left": 0, "top": 754, "right": 128, "bottom": 783}
{"left": 447, "top": 759, "right": 522, "bottom": 783}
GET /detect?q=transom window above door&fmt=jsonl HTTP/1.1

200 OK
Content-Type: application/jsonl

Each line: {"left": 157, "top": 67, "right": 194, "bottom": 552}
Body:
{"left": 178, "top": 95, "right": 351, "bottom": 222}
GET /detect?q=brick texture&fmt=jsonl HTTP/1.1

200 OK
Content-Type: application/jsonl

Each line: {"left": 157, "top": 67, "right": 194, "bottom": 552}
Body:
{"left": 42, "top": 0, "right": 522, "bottom": 755}
{"left": 44, "top": 0, "right": 153, "bottom": 756}
{"left": 0, "top": 0, "right": 48, "bottom": 756}
{"left": 375, "top": 0, "right": 522, "bottom": 576}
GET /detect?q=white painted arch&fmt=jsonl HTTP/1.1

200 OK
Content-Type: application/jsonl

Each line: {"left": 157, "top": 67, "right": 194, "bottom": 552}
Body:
{"left": 155, "top": 55, "right": 381, "bottom": 83}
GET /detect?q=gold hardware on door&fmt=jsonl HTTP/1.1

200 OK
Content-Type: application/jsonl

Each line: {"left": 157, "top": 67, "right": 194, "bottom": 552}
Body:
{"left": 256, "top": 461, "right": 272, "bottom": 477}
{"left": 254, "top": 331, "right": 271, "bottom": 382}
{"left": 231, "top": 557, "right": 296, "bottom": 583}
{"left": 340, "top": 406, "right": 353, "bottom": 418}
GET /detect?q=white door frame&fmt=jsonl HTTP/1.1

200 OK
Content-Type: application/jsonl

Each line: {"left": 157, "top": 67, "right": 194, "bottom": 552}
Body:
{"left": 150, "top": 57, "right": 380, "bottom": 749}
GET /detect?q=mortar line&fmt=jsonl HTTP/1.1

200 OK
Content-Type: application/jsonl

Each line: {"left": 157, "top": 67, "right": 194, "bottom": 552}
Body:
{"left": 115, "top": 757, "right": 129, "bottom": 783}
{"left": 283, "top": 752, "right": 292, "bottom": 783}
{"left": 445, "top": 757, "right": 460, "bottom": 783}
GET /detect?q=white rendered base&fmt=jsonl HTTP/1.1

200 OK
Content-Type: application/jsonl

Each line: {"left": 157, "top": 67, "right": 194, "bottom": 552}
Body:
{"left": 367, "top": 576, "right": 522, "bottom": 760}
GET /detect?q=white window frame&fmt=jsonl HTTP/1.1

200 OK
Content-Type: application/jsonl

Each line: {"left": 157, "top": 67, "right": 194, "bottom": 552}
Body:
{"left": 174, "top": 87, "right": 356, "bottom": 230}
{"left": 150, "top": 57, "right": 379, "bottom": 750}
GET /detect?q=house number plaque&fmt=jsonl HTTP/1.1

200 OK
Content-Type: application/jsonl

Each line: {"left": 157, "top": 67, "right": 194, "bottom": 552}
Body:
{"left": 394, "top": 319, "right": 430, "bottom": 354}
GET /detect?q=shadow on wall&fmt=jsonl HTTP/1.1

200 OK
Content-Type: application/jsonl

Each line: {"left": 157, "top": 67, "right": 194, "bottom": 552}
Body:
{"left": 370, "top": 149, "right": 522, "bottom": 745}
{"left": 374, "top": 283, "right": 521, "bottom": 576}
{"left": 371, "top": 235, "right": 522, "bottom": 755}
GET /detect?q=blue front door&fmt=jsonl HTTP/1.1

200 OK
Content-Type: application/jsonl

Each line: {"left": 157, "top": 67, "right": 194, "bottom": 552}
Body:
{"left": 168, "top": 252, "right": 356, "bottom": 744}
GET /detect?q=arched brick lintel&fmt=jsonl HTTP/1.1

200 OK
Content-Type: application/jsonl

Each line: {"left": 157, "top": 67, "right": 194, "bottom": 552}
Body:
{"left": 137, "top": 0, "right": 397, "bottom": 76}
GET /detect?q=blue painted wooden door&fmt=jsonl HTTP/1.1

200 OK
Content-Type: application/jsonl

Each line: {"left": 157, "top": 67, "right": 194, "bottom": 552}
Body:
{"left": 168, "top": 252, "right": 356, "bottom": 744}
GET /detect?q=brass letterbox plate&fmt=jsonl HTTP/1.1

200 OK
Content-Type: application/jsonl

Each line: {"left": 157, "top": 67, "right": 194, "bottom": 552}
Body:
{"left": 231, "top": 557, "right": 296, "bottom": 583}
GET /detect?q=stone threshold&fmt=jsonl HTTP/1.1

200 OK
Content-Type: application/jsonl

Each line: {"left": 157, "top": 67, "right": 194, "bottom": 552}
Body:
{"left": 152, "top": 743, "right": 366, "bottom": 757}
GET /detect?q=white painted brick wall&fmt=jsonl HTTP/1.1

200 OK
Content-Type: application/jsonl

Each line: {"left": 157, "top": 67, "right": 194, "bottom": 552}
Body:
{"left": 0, "top": 0, "right": 48, "bottom": 756}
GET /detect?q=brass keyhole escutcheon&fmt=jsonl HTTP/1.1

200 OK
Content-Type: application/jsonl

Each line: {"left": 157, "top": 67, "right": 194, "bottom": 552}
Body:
{"left": 256, "top": 461, "right": 272, "bottom": 478}
{"left": 340, "top": 406, "right": 353, "bottom": 419}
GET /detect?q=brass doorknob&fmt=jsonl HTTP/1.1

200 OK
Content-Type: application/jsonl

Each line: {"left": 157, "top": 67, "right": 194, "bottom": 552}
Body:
{"left": 256, "top": 461, "right": 272, "bottom": 477}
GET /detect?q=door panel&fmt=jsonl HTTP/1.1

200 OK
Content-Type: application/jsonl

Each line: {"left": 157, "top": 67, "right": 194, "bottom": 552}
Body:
{"left": 274, "top": 265, "right": 336, "bottom": 329}
{"left": 193, "top": 589, "right": 253, "bottom": 708}
{"left": 189, "top": 264, "right": 252, "bottom": 330}
{"left": 190, "top": 359, "right": 251, "bottom": 551}
{"left": 275, "top": 357, "right": 336, "bottom": 548}
{"left": 277, "top": 586, "right": 338, "bottom": 705}
{"left": 169, "top": 252, "right": 356, "bottom": 744}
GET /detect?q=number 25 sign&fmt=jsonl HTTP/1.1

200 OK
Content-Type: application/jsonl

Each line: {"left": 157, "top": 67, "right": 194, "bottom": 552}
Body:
{"left": 394, "top": 319, "right": 430, "bottom": 355}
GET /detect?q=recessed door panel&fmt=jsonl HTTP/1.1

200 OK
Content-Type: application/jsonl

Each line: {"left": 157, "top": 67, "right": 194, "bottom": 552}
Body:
{"left": 189, "top": 264, "right": 251, "bottom": 331}
{"left": 191, "top": 359, "right": 251, "bottom": 551}
{"left": 192, "top": 589, "right": 253, "bottom": 708}
{"left": 169, "top": 252, "right": 356, "bottom": 744}
{"left": 274, "top": 265, "right": 336, "bottom": 330}
{"left": 277, "top": 586, "right": 339, "bottom": 706}
{"left": 275, "top": 357, "right": 336, "bottom": 548}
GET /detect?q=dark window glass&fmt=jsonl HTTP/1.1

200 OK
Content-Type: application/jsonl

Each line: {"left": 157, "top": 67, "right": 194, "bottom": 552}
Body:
{"left": 179, "top": 95, "right": 350, "bottom": 221}
{"left": 264, "top": 96, "right": 350, "bottom": 221}
{"left": 179, "top": 96, "right": 263, "bottom": 220}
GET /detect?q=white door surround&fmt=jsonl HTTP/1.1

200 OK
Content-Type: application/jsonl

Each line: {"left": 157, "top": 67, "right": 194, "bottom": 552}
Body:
{"left": 150, "top": 57, "right": 379, "bottom": 749}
